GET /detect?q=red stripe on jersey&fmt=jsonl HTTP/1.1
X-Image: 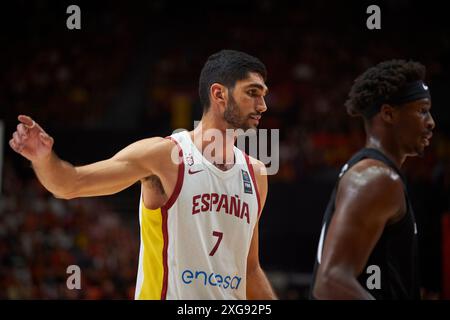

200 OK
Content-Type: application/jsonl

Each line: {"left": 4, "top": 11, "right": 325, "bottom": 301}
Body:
{"left": 244, "top": 154, "right": 261, "bottom": 219}
{"left": 160, "top": 136, "right": 185, "bottom": 299}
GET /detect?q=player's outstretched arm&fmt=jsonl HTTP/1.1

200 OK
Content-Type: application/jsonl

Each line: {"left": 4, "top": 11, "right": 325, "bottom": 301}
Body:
{"left": 9, "top": 115, "right": 175, "bottom": 199}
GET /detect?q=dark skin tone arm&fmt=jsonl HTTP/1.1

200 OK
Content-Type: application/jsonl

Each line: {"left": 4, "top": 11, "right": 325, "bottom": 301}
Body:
{"left": 313, "top": 158, "right": 406, "bottom": 299}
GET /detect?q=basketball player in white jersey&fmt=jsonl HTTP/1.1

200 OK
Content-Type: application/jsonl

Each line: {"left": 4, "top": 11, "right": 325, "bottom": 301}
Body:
{"left": 9, "top": 50, "right": 277, "bottom": 300}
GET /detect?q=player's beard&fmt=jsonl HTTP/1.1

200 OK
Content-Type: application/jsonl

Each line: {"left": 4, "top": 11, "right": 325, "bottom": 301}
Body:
{"left": 223, "top": 94, "right": 251, "bottom": 130}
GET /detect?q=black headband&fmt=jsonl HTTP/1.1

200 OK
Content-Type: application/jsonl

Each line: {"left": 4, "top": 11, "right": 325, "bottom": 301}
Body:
{"left": 363, "top": 80, "right": 431, "bottom": 118}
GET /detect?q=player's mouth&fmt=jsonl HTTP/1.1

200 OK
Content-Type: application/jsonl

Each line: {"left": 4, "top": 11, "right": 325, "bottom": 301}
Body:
{"left": 249, "top": 114, "right": 261, "bottom": 123}
{"left": 421, "top": 132, "right": 433, "bottom": 146}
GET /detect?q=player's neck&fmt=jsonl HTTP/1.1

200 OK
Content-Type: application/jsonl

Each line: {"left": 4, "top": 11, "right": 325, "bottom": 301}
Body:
{"left": 191, "top": 119, "right": 237, "bottom": 170}
{"left": 365, "top": 133, "right": 406, "bottom": 169}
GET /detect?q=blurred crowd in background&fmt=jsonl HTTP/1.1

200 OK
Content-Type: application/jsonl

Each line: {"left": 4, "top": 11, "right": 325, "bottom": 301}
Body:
{"left": 1, "top": 0, "right": 450, "bottom": 299}
{"left": 0, "top": 161, "right": 138, "bottom": 299}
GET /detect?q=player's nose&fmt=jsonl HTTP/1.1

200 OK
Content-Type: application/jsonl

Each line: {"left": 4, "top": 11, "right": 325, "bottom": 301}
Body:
{"left": 426, "top": 113, "right": 435, "bottom": 131}
{"left": 256, "top": 97, "right": 267, "bottom": 113}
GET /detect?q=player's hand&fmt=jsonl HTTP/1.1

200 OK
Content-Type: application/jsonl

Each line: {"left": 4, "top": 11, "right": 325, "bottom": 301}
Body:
{"left": 9, "top": 115, "right": 54, "bottom": 163}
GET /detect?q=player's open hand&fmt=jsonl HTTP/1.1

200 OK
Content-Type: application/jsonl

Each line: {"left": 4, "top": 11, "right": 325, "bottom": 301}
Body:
{"left": 9, "top": 115, "right": 54, "bottom": 163}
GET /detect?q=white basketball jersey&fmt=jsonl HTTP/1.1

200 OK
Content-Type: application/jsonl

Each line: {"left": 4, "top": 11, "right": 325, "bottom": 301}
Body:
{"left": 135, "top": 130, "right": 260, "bottom": 300}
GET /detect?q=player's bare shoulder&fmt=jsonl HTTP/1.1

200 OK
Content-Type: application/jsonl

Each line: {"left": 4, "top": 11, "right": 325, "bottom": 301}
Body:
{"left": 137, "top": 137, "right": 182, "bottom": 209}
{"left": 245, "top": 155, "right": 268, "bottom": 203}
{"left": 343, "top": 158, "right": 402, "bottom": 190}
{"left": 246, "top": 155, "right": 267, "bottom": 177}
{"left": 135, "top": 137, "right": 180, "bottom": 172}
{"left": 337, "top": 158, "right": 405, "bottom": 222}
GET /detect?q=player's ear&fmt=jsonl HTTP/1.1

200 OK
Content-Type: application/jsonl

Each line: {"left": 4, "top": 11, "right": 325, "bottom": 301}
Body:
{"left": 380, "top": 103, "right": 397, "bottom": 124}
{"left": 210, "top": 83, "right": 227, "bottom": 107}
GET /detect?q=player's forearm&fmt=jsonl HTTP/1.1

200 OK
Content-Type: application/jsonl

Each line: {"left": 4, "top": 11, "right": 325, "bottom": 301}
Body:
{"left": 246, "top": 267, "right": 277, "bottom": 300}
{"left": 31, "top": 152, "right": 79, "bottom": 199}
{"left": 313, "top": 271, "right": 375, "bottom": 300}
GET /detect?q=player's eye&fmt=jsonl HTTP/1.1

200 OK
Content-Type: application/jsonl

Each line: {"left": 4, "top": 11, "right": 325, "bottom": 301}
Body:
{"left": 248, "top": 90, "right": 259, "bottom": 97}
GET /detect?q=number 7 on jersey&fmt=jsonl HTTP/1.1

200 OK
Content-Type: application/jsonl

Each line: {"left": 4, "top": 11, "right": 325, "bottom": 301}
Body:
{"left": 209, "top": 231, "right": 223, "bottom": 256}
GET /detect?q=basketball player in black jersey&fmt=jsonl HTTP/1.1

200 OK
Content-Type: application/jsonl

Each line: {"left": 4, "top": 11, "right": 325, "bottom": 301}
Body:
{"left": 310, "top": 60, "right": 435, "bottom": 299}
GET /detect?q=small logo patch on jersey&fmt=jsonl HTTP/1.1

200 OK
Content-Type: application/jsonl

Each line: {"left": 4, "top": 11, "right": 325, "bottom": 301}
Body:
{"left": 186, "top": 153, "right": 194, "bottom": 166}
{"left": 242, "top": 170, "right": 253, "bottom": 194}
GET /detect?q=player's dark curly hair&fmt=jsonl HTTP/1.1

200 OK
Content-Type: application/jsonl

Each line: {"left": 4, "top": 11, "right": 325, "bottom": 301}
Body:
{"left": 345, "top": 59, "right": 426, "bottom": 119}
{"left": 199, "top": 49, "right": 267, "bottom": 112}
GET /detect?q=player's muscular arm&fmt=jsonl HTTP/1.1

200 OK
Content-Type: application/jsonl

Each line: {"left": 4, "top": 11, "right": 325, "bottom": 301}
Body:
{"left": 9, "top": 115, "right": 174, "bottom": 199}
{"left": 51, "top": 137, "right": 173, "bottom": 199}
{"left": 313, "top": 160, "right": 405, "bottom": 300}
{"left": 246, "top": 160, "right": 277, "bottom": 300}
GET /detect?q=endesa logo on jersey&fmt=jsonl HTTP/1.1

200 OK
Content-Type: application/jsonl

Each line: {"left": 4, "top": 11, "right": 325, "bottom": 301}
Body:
{"left": 181, "top": 269, "right": 242, "bottom": 290}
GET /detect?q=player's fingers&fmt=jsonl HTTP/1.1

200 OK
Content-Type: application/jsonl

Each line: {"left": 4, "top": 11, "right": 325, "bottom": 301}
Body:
{"left": 18, "top": 115, "right": 35, "bottom": 128}
{"left": 11, "top": 134, "right": 24, "bottom": 153}
{"left": 9, "top": 139, "right": 19, "bottom": 152}
{"left": 39, "top": 132, "right": 54, "bottom": 147}
{"left": 17, "top": 123, "right": 29, "bottom": 138}
{"left": 12, "top": 131, "right": 23, "bottom": 144}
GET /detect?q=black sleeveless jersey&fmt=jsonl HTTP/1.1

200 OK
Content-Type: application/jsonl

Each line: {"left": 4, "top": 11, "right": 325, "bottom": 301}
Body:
{"left": 310, "top": 148, "right": 421, "bottom": 300}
